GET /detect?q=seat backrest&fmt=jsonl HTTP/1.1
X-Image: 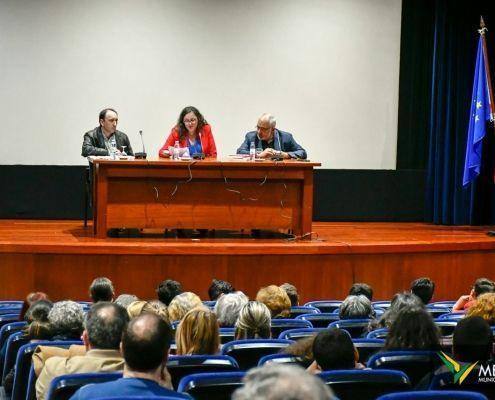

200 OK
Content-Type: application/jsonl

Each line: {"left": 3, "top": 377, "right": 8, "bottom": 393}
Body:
{"left": 437, "top": 312, "right": 465, "bottom": 320}
{"left": 177, "top": 371, "right": 245, "bottom": 400}
{"left": 429, "top": 368, "right": 495, "bottom": 398}
{"left": 319, "top": 369, "right": 411, "bottom": 400}
{"left": 295, "top": 313, "right": 340, "bottom": 328}
{"left": 257, "top": 353, "right": 311, "bottom": 368}
{"left": 221, "top": 339, "right": 294, "bottom": 370}
{"left": 0, "top": 301, "right": 23, "bottom": 308}
{"left": 328, "top": 319, "right": 372, "bottom": 338}
{"left": 278, "top": 327, "right": 325, "bottom": 341}
{"left": 352, "top": 339, "right": 385, "bottom": 363}
{"left": 202, "top": 301, "right": 216, "bottom": 309}
{"left": 288, "top": 306, "right": 320, "bottom": 318}
{"left": 367, "top": 350, "right": 442, "bottom": 386}
{"left": 427, "top": 307, "right": 453, "bottom": 319}
{"left": 303, "top": 301, "right": 342, "bottom": 313}
{"left": 376, "top": 390, "right": 488, "bottom": 400}
{"left": 11, "top": 340, "right": 82, "bottom": 400}
{"left": 372, "top": 301, "right": 392, "bottom": 309}
{"left": 2, "top": 331, "right": 29, "bottom": 383}
{"left": 167, "top": 355, "right": 239, "bottom": 390}
{"left": 428, "top": 301, "right": 456, "bottom": 309}
{"left": 0, "top": 321, "right": 27, "bottom": 374}
{"left": 434, "top": 320, "right": 458, "bottom": 337}
{"left": 0, "top": 314, "right": 21, "bottom": 330}
{"left": 366, "top": 328, "right": 389, "bottom": 340}
{"left": 219, "top": 328, "right": 235, "bottom": 344}
{"left": 46, "top": 372, "right": 123, "bottom": 400}
{"left": 270, "top": 319, "right": 312, "bottom": 338}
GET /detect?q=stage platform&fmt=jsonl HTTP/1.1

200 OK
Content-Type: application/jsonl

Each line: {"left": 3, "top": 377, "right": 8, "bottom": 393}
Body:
{"left": 1, "top": 220, "right": 495, "bottom": 303}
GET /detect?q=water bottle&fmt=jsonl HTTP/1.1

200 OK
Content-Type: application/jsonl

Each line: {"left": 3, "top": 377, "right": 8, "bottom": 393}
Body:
{"left": 110, "top": 140, "right": 117, "bottom": 160}
{"left": 173, "top": 141, "right": 180, "bottom": 160}
{"left": 249, "top": 141, "right": 256, "bottom": 161}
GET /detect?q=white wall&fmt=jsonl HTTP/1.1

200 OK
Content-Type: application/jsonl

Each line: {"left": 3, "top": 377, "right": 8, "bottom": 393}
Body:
{"left": 0, "top": 0, "right": 402, "bottom": 168}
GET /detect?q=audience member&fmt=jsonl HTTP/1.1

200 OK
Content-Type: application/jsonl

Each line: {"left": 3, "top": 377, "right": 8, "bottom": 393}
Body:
{"left": 127, "top": 300, "right": 169, "bottom": 323}
{"left": 176, "top": 308, "right": 220, "bottom": 355}
{"left": 19, "top": 292, "right": 50, "bottom": 321}
{"left": 372, "top": 292, "right": 423, "bottom": 330}
{"left": 256, "top": 285, "right": 291, "bottom": 318}
{"left": 280, "top": 283, "right": 299, "bottom": 306}
{"left": 36, "top": 302, "right": 129, "bottom": 400}
{"left": 280, "top": 335, "right": 315, "bottom": 367}
{"left": 235, "top": 301, "right": 271, "bottom": 340}
{"left": 453, "top": 316, "right": 493, "bottom": 362}
{"left": 70, "top": 314, "right": 189, "bottom": 399}
{"left": 466, "top": 292, "right": 495, "bottom": 325}
{"left": 208, "top": 279, "right": 235, "bottom": 301}
{"left": 384, "top": 307, "right": 440, "bottom": 351}
{"left": 25, "top": 299, "right": 53, "bottom": 323}
{"left": 453, "top": 277, "right": 495, "bottom": 312}
{"left": 214, "top": 291, "right": 249, "bottom": 327}
{"left": 349, "top": 283, "right": 373, "bottom": 301}
{"left": 307, "top": 328, "right": 363, "bottom": 373}
{"left": 89, "top": 277, "right": 114, "bottom": 303}
{"left": 48, "top": 301, "right": 85, "bottom": 340}
{"left": 168, "top": 292, "right": 203, "bottom": 322}
{"left": 339, "top": 295, "right": 374, "bottom": 320}
{"left": 114, "top": 294, "right": 138, "bottom": 309}
{"left": 232, "top": 364, "right": 335, "bottom": 400}
{"left": 156, "top": 279, "right": 182, "bottom": 306}
{"left": 410, "top": 277, "right": 435, "bottom": 305}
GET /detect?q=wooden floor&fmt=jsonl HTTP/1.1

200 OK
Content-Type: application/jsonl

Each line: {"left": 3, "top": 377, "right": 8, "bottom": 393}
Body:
{"left": 1, "top": 220, "right": 495, "bottom": 302}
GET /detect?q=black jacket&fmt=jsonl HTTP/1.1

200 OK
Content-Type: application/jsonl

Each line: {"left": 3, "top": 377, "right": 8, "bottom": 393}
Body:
{"left": 81, "top": 126, "right": 134, "bottom": 157}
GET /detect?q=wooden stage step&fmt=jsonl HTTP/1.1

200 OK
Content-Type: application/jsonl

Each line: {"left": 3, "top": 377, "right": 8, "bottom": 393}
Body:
{"left": 1, "top": 220, "right": 494, "bottom": 303}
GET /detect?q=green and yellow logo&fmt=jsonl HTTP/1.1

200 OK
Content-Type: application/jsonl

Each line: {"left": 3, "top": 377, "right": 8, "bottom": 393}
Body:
{"left": 438, "top": 352, "right": 478, "bottom": 384}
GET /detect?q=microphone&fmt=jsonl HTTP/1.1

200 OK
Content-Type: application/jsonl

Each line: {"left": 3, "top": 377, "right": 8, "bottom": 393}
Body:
{"left": 135, "top": 130, "right": 147, "bottom": 159}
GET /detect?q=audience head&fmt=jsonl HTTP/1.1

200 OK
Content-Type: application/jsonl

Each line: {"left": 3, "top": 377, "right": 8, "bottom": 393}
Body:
{"left": 339, "top": 295, "right": 374, "bottom": 320}
{"left": 349, "top": 283, "right": 373, "bottom": 301}
{"left": 25, "top": 300, "right": 53, "bottom": 323}
{"left": 126, "top": 300, "right": 169, "bottom": 324}
{"left": 385, "top": 307, "right": 440, "bottom": 351}
{"left": 214, "top": 291, "right": 249, "bottom": 327}
{"left": 25, "top": 320, "right": 52, "bottom": 340}
{"left": 168, "top": 292, "right": 203, "bottom": 322}
{"left": 98, "top": 108, "right": 118, "bottom": 134}
{"left": 256, "top": 285, "right": 291, "bottom": 318}
{"left": 176, "top": 308, "right": 220, "bottom": 355}
{"left": 312, "top": 328, "right": 356, "bottom": 371}
{"left": 122, "top": 313, "right": 173, "bottom": 373}
{"left": 84, "top": 302, "right": 129, "bottom": 350}
{"left": 177, "top": 106, "right": 208, "bottom": 140}
{"left": 281, "top": 335, "right": 316, "bottom": 367}
{"left": 378, "top": 292, "right": 424, "bottom": 328}
{"left": 235, "top": 301, "right": 271, "bottom": 340}
{"left": 473, "top": 278, "right": 495, "bottom": 297}
{"left": 208, "top": 279, "right": 235, "bottom": 301}
{"left": 466, "top": 292, "right": 495, "bottom": 325}
{"left": 114, "top": 294, "right": 138, "bottom": 309}
{"left": 89, "top": 277, "right": 114, "bottom": 303}
{"left": 255, "top": 113, "right": 277, "bottom": 142}
{"left": 280, "top": 283, "right": 299, "bottom": 306}
{"left": 410, "top": 277, "right": 435, "bottom": 305}
{"left": 156, "top": 279, "right": 182, "bottom": 306}
{"left": 48, "top": 301, "right": 84, "bottom": 339}
{"left": 453, "top": 316, "right": 493, "bottom": 362}
{"left": 232, "top": 364, "right": 335, "bottom": 400}
{"left": 20, "top": 292, "right": 49, "bottom": 321}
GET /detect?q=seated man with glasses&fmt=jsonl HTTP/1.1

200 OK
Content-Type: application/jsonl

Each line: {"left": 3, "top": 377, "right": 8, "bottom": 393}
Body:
{"left": 236, "top": 113, "right": 307, "bottom": 159}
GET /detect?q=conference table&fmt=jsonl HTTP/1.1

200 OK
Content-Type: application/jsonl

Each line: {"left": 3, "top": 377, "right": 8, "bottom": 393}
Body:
{"left": 89, "top": 157, "right": 320, "bottom": 238}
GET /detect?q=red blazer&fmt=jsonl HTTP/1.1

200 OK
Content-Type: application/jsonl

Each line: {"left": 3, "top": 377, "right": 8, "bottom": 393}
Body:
{"left": 158, "top": 124, "right": 217, "bottom": 158}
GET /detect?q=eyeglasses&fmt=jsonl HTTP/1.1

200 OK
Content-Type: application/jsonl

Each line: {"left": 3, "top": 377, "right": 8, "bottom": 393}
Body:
{"left": 184, "top": 118, "right": 198, "bottom": 124}
{"left": 256, "top": 125, "right": 271, "bottom": 132}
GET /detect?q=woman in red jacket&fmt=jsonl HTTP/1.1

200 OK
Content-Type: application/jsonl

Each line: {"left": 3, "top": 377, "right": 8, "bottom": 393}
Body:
{"left": 158, "top": 106, "right": 217, "bottom": 158}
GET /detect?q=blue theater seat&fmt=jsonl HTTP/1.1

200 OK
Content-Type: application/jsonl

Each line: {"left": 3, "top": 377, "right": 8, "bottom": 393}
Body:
{"left": 304, "top": 301, "right": 342, "bottom": 313}
{"left": 328, "top": 319, "right": 372, "bottom": 338}
{"left": 366, "top": 328, "right": 389, "bottom": 339}
{"left": 177, "top": 371, "right": 245, "bottom": 400}
{"left": 295, "top": 313, "right": 340, "bottom": 328}
{"left": 46, "top": 372, "right": 123, "bottom": 400}
{"left": 288, "top": 306, "right": 320, "bottom": 318}
{"left": 270, "top": 319, "right": 312, "bottom": 338}
{"left": 278, "top": 327, "right": 326, "bottom": 341}
{"left": 257, "top": 353, "right": 311, "bottom": 368}
{"left": 377, "top": 390, "right": 488, "bottom": 400}
{"left": 352, "top": 338, "right": 385, "bottom": 363}
{"left": 319, "top": 369, "right": 411, "bottom": 400}
{"left": 221, "top": 339, "right": 293, "bottom": 370}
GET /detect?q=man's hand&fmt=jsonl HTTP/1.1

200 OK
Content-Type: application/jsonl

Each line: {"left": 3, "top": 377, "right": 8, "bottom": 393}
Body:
{"left": 258, "top": 148, "right": 290, "bottom": 159}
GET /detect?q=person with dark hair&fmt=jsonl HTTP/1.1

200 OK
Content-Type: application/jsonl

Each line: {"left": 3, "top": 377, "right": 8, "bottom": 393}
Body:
{"left": 25, "top": 300, "right": 53, "bottom": 323}
{"left": 208, "top": 279, "right": 235, "bottom": 301}
{"left": 349, "top": 283, "right": 373, "bottom": 301}
{"left": 307, "top": 328, "right": 362, "bottom": 372}
{"left": 371, "top": 292, "right": 424, "bottom": 330}
{"left": 36, "top": 302, "right": 129, "bottom": 400}
{"left": 156, "top": 279, "right": 182, "bottom": 305}
{"left": 89, "top": 277, "right": 114, "bottom": 303}
{"left": 453, "top": 277, "right": 495, "bottom": 311}
{"left": 280, "top": 283, "right": 299, "bottom": 306}
{"left": 70, "top": 313, "right": 189, "bottom": 399}
{"left": 410, "top": 277, "right": 435, "bottom": 305}
{"left": 453, "top": 316, "right": 493, "bottom": 362}
{"left": 158, "top": 106, "right": 217, "bottom": 158}
{"left": 81, "top": 108, "right": 133, "bottom": 157}
{"left": 384, "top": 307, "right": 440, "bottom": 351}
{"left": 19, "top": 292, "right": 50, "bottom": 321}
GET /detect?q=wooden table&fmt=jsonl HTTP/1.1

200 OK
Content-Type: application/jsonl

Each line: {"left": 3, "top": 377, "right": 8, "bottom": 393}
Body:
{"left": 90, "top": 157, "right": 320, "bottom": 238}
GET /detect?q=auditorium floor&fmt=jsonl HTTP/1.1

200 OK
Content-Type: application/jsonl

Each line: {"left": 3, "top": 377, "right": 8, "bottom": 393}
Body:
{"left": 0, "top": 219, "right": 494, "bottom": 255}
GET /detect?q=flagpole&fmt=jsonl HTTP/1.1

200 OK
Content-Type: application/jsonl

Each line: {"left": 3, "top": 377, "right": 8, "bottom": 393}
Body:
{"left": 480, "top": 17, "right": 495, "bottom": 121}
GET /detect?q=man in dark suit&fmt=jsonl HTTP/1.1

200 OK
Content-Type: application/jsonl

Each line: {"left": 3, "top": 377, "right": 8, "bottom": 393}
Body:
{"left": 81, "top": 108, "right": 134, "bottom": 157}
{"left": 237, "top": 113, "right": 307, "bottom": 159}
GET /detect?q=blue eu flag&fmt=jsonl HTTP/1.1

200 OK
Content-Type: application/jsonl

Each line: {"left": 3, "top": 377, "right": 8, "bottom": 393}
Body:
{"left": 463, "top": 35, "right": 494, "bottom": 186}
